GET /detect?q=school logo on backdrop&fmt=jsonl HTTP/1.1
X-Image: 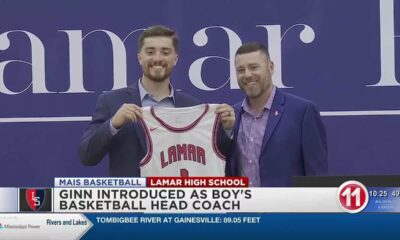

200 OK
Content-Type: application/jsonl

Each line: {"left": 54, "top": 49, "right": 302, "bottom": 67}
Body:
{"left": 19, "top": 189, "right": 52, "bottom": 212}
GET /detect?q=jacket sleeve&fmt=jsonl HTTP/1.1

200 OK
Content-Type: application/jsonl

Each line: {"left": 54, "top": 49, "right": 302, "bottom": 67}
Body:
{"left": 79, "top": 93, "right": 115, "bottom": 166}
{"left": 216, "top": 124, "right": 234, "bottom": 159}
{"left": 301, "top": 102, "right": 328, "bottom": 175}
{"left": 224, "top": 104, "right": 241, "bottom": 177}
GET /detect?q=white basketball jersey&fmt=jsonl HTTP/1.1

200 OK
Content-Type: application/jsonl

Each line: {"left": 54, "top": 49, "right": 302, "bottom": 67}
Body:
{"left": 139, "top": 104, "right": 226, "bottom": 176}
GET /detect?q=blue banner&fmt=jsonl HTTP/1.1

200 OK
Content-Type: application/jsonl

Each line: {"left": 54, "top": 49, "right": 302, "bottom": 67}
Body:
{"left": 83, "top": 213, "right": 400, "bottom": 240}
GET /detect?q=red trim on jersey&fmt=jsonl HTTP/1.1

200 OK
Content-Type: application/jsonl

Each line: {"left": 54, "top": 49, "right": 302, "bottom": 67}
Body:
{"left": 139, "top": 119, "right": 153, "bottom": 167}
{"left": 212, "top": 113, "right": 226, "bottom": 160}
{"left": 151, "top": 104, "right": 209, "bottom": 133}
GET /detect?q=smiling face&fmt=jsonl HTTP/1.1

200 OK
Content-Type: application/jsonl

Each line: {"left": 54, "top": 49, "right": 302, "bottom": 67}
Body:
{"left": 235, "top": 50, "right": 274, "bottom": 101}
{"left": 138, "top": 36, "right": 178, "bottom": 82}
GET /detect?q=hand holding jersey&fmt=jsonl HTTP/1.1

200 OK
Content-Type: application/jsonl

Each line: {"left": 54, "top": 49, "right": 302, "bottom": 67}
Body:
{"left": 215, "top": 103, "right": 235, "bottom": 131}
{"left": 111, "top": 104, "right": 143, "bottom": 129}
{"left": 111, "top": 103, "right": 235, "bottom": 130}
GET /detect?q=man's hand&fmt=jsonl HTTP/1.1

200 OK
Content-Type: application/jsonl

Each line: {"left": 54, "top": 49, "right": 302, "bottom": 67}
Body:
{"left": 111, "top": 104, "right": 143, "bottom": 129}
{"left": 216, "top": 104, "right": 235, "bottom": 130}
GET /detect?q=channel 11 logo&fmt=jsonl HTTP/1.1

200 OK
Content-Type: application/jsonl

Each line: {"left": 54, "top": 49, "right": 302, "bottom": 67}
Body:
{"left": 19, "top": 188, "right": 52, "bottom": 212}
{"left": 337, "top": 181, "right": 369, "bottom": 213}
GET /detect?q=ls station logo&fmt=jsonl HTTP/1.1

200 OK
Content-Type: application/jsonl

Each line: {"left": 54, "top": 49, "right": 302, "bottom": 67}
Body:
{"left": 19, "top": 189, "right": 52, "bottom": 212}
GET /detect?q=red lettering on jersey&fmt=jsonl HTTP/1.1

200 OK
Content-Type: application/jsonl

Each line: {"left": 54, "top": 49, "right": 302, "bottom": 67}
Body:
{"left": 197, "top": 146, "right": 205, "bottom": 165}
{"left": 160, "top": 144, "right": 207, "bottom": 168}
{"left": 168, "top": 146, "right": 177, "bottom": 164}
{"left": 188, "top": 144, "right": 196, "bottom": 161}
{"left": 177, "top": 144, "right": 187, "bottom": 160}
{"left": 160, "top": 151, "right": 168, "bottom": 168}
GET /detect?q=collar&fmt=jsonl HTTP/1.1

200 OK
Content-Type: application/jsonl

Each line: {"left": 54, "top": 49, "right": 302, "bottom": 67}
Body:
{"left": 241, "top": 86, "right": 276, "bottom": 116}
{"left": 138, "top": 78, "right": 176, "bottom": 103}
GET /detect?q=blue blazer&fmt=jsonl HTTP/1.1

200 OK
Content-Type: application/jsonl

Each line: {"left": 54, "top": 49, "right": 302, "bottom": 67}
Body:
{"left": 226, "top": 89, "right": 328, "bottom": 186}
{"left": 79, "top": 83, "right": 231, "bottom": 176}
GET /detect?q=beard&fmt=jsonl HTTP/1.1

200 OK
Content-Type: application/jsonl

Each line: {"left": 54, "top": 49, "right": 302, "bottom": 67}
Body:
{"left": 143, "top": 64, "right": 173, "bottom": 82}
{"left": 239, "top": 77, "right": 272, "bottom": 100}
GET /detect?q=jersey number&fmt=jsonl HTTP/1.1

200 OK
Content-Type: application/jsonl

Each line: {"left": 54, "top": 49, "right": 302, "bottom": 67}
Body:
{"left": 180, "top": 169, "right": 189, "bottom": 177}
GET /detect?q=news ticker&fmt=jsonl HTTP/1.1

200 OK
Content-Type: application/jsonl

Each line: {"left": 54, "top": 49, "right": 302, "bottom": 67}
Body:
{"left": 2, "top": 213, "right": 400, "bottom": 240}
{"left": 0, "top": 178, "right": 400, "bottom": 214}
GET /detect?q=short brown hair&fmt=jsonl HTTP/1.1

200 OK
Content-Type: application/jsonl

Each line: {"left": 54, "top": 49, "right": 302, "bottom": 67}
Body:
{"left": 138, "top": 25, "right": 179, "bottom": 52}
{"left": 235, "top": 42, "right": 270, "bottom": 59}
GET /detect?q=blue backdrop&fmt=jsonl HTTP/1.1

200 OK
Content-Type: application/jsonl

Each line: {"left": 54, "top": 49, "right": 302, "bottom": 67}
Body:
{"left": 1, "top": 0, "right": 399, "bottom": 186}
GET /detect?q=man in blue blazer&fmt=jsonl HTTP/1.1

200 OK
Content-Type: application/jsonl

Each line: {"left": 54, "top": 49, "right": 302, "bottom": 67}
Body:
{"left": 79, "top": 25, "right": 235, "bottom": 176}
{"left": 226, "top": 42, "right": 327, "bottom": 187}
